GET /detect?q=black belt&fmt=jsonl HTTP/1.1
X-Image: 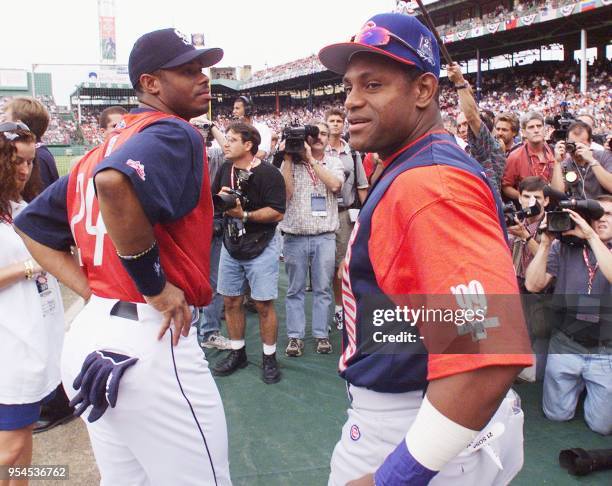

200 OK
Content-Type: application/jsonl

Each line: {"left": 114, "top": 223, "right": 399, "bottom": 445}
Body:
{"left": 110, "top": 301, "right": 139, "bottom": 321}
{"left": 338, "top": 207, "right": 349, "bottom": 212}
{"left": 563, "top": 330, "right": 611, "bottom": 349}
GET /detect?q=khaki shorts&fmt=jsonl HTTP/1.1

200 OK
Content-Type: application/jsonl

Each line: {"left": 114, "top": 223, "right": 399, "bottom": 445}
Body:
{"left": 335, "top": 209, "right": 354, "bottom": 268}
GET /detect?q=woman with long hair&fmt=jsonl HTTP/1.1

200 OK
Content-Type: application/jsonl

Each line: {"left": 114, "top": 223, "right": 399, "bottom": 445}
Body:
{"left": 0, "top": 122, "right": 64, "bottom": 485}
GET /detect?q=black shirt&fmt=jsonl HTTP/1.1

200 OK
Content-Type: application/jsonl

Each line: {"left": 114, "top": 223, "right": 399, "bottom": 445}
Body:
{"left": 212, "top": 160, "right": 286, "bottom": 234}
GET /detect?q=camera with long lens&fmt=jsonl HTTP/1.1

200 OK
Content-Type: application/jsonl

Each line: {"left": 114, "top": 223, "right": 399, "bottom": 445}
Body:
{"left": 282, "top": 124, "right": 320, "bottom": 156}
{"left": 212, "top": 169, "right": 252, "bottom": 212}
{"left": 545, "top": 102, "right": 575, "bottom": 143}
{"left": 542, "top": 186, "right": 603, "bottom": 237}
{"left": 503, "top": 200, "right": 541, "bottom": 227}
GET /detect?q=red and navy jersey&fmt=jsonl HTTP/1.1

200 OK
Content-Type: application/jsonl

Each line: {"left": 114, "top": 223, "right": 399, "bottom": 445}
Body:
{"left": 340, "top": 131, "right": 532, "bottom": 393}
{"left": 15, "top": 109, "right": 213, "bottom": 306}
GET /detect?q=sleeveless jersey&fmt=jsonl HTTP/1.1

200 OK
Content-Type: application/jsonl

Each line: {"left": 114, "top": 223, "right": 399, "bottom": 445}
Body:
{"left": 66, "top": 111, "right": 213, "bottom": 305}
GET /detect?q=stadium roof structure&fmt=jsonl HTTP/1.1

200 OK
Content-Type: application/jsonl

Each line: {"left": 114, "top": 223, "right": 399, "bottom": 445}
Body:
{"left": 235, "top": 1, "right": 611, "bottom": 95}
{"left": 428, "top": 2, "right": 612, "bottom": 61}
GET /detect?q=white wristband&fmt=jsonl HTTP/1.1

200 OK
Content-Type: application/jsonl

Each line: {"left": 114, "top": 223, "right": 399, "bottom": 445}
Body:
{"left": 405, "top": 396, "right": 478, "bottom": 471}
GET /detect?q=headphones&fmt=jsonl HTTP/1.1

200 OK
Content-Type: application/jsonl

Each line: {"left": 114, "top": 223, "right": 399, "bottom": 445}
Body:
{"left": 237, "top": 96, "right": 253, "bottom": 117}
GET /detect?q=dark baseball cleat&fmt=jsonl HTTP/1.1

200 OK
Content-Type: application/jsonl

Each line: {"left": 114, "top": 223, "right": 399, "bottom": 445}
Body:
{"left": 212, "top": 348, "right": 248, "bottom": 376}
{"left": 262, "top": 353, "right": 281, "bottom": 384}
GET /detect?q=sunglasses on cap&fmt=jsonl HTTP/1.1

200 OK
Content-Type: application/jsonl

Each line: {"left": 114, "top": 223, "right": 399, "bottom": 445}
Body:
{"left": 351, "top": 25, "right": 422, "bottom": 62}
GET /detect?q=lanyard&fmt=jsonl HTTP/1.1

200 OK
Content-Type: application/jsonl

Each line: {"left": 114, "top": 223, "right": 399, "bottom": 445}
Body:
{"left": 230, "top": 159, "right": 255, "bottom": 189}
{"left": 582, "top": 246, "right": 599, "bottom": 294}
{"left": 305, "top": 162, "right": 319, "bottom": 187}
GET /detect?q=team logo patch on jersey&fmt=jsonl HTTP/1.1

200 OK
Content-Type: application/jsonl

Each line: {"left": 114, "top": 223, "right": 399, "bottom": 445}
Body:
{"left": 350, "top": 424, "right": 361, "bottom": 441}
{"left": 126, "top": 159, "right": 146, "bottom": 181}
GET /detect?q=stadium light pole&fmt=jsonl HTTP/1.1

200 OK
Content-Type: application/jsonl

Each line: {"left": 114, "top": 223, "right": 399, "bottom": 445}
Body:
{"left": 580, "top": 29, "right": 587, "bottom": 94}
{"left": 31, "top": 64, "right": 37, "bottom": 98}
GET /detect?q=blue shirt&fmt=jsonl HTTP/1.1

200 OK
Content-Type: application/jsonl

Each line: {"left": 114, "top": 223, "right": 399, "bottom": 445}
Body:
{"left": 36, "top": 145, "right": 59, "bottom": 189}
{"left": 15, "top": 109, "right": 204, "bottom": 251}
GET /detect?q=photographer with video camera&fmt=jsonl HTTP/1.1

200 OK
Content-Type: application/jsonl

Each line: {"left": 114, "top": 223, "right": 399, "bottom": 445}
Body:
{"left": 550, "top": 121, "right": 612, "bottom": 200}
{"left": 211, "top": 122, "right": 286, "bottom": 384}
{"left": 525, "top": 195, "right": 612, "bottom": 435}
{"left": 279, "top": 120, "right": 343, "bottom": 356}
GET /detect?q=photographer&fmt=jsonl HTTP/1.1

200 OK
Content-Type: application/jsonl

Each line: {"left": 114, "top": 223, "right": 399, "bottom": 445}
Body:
{"left": 447, "top": 63, "right": 506, "bottom": 193}
{"left": 279, "top": 120, "right": 343, "bottom": 356}
{"left": 507, "top": 176, "right": 548, "bottom": 291}
{"left": 502, "top": 111, "right": 555, "bottom": 201}
{"left": 550, "top": 121, "right": 612, "bottom": 199}
{"left": 190, "top": 115, "right": 231, "bottom": 350}
{"left": 525, "top": 196, "right": 612, "bottom": 435}
{"left": 325, "top": 108, "right": 368, "bottom": 330}
{"left": 212, "top": 122, "right": 286, "bottom": 384}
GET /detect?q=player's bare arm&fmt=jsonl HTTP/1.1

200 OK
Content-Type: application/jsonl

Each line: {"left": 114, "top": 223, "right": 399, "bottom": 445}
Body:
{"left": 94, "top": 168, "right": 192, "bottom": 346}
{"left": 15, "top": 229, "right": 91, "bottom": 300}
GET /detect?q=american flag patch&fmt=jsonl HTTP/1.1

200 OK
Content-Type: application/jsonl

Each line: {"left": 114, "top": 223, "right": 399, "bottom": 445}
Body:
{"left": 126, "top": 159, "right": 146, "bottom": 181}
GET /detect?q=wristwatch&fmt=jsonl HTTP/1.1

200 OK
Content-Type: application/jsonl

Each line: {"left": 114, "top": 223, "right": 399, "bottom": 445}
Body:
{"left": 454, "top": 82, "right": 469, "bottom": 90}
{"left": 242, "top": 211, "right": 249, "bottom": 224}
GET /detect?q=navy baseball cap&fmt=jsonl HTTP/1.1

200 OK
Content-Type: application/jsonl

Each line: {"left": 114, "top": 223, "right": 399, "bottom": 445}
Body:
{"left": 129, "top": 28, "right": 223, "bottom": 88}
{"left": 318, "top": 13, "right": 440, "bottom": 78}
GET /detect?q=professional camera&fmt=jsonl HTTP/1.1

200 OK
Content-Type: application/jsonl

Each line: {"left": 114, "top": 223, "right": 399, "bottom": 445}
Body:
{"left": 282, "top": 125, "right": 319, "bottom": 155}
{"left": 546, "top": 101, "right": 575, "bottom": 143}
{"left": 503, "top": 200, "right": 541, "bottom": 227}
{"left": 542, "top": 186, "right": 603, "bottom": 235}
{"left": 212, "top": 169, "right": 252, "bottom": 212}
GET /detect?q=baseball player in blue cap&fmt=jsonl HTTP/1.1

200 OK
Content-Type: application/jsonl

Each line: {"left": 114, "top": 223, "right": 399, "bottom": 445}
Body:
{"left": 319, "top": 12, "right": 533, "bottom": 486}
{"left": 15, "top": 28, "right": 231, "bottom": 485}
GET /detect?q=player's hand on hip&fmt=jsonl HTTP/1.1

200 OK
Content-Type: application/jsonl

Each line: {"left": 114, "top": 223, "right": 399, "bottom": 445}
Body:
{"left": 346, "top": 474, "right": 375, "bottom": 486}
{"left": 145, "top": 281, "right": 192, "bottom": 346}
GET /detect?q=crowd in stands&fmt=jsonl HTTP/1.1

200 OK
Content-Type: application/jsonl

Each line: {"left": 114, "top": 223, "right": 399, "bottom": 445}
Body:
{"left": 430, "top": 0, "right": 579, "bottom": 37}
{"left": 213, "top": 60, "right": 611, "bottom": 141}
{"left": 1, "top": 60, "right": 610, "bottom": 147}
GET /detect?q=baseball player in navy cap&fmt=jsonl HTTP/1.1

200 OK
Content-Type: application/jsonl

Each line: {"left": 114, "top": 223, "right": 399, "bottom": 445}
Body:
{"left": 15, "top": 28, "right": 231, "bottom": 485}
{"left": 319, "top": 12, "right": 533, "bottom": 486}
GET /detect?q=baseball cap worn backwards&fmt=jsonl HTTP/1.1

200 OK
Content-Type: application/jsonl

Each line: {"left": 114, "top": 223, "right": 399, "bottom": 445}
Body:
{"left": 318, "top": 12, "right": 440, "bottom": 78}
{"left": 128, "top": 28, "right": 224, "bottom": 88}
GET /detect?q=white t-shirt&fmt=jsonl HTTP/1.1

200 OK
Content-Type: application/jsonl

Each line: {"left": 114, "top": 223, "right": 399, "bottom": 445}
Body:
{"left": 253, "top": 121, "right": 272, "bottom": 158}
{"left": 0, "top": 201, "right": 65, "bottom": 404}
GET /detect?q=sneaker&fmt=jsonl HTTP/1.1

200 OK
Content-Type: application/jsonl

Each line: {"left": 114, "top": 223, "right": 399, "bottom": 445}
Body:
{"left": 333, "top": 309, "right": 344, "bottom": 330}
{"left": 262, "top": 353, "right": 281, "bottom": 384}
{"left": 316, "top": 338, "right": 332, "bottom": 354}
{"left": 285, "top": 338, "right": 304, "bottom": 357}
{"left": 212, "top": 348, "right": 248, "bottom": 376}
{"left": 201, "top": 332, "right": 232, "bottom": 350}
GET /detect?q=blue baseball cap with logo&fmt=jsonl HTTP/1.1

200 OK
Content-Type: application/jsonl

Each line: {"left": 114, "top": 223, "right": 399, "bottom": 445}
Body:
{"left": 128, "top": 28, "right": 223, "bottom": 88}
{"left": 318, "top": 13, "right": 440, "bottom": 78}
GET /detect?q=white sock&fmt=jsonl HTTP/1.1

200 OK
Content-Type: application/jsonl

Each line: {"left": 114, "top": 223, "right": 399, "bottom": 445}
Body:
{"left": 231, "top": 339, "right": 245, "bottom": 350}
{"left": 263, "top": 343, "right": 277, "bottom": 355}
{"left": 335, "top": 305, "right": 343, "bottom": 313}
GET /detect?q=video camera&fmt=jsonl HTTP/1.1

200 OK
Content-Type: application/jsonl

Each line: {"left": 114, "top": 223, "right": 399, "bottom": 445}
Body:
{"left": 542, "top": 186, "right": 603, "bottom": 235}
{"left": 282, "top": 125, "right": 320, "bottom": 156}
{"left": 212, "top": 168, "right": 252, "bottom": 212}
{"left": 503, "top": 200, "right": 542, "bottom": 227}
{"left": 545, "top": 101, "right": 575, "bottom": 143}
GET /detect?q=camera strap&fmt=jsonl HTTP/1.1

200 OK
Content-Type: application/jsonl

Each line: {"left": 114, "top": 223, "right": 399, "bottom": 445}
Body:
{"left": 582, "top": 246, "right": 599, "bottom": 294}
{"left": 230, "top": 158, "right": 257, "bottom": 189}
